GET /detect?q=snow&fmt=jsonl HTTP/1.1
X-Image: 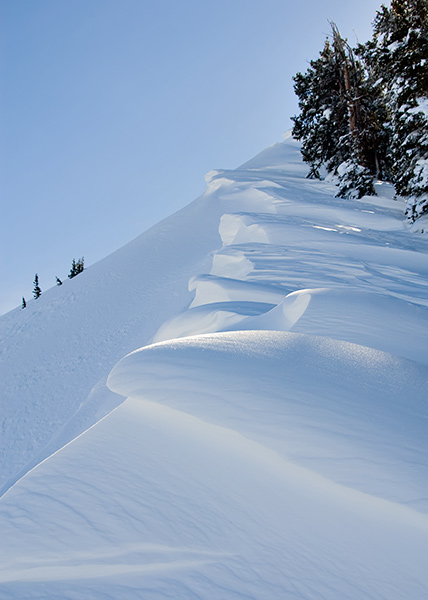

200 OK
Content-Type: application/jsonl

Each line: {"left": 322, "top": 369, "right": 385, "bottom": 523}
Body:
{"left": 1, "top": 133, "right": 428, "bottom": 599}
{"left": 408, "top": 96, "right": 428, "bottom": 118}
{"left": 0, "top": 191, "right": 225, "bottom": 492}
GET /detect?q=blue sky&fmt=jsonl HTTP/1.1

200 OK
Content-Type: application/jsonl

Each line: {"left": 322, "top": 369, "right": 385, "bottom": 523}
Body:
{"left": 1, "top": 0, "right": 384, "bottom": 314}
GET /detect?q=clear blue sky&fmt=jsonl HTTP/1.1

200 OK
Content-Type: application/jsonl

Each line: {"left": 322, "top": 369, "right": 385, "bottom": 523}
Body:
{"left": 1, "top": 0, "right": 384, "bottom": 314}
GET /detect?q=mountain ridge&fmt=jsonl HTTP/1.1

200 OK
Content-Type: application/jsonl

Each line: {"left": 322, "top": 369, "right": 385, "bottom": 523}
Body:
{"left": 1, "top": 135, "right": 427, "bottom": 599}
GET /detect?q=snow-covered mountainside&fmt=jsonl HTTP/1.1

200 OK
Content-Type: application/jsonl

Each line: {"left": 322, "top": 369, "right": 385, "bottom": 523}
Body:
{"left": 1, "top": 134, "right": 428, "bottom": 599}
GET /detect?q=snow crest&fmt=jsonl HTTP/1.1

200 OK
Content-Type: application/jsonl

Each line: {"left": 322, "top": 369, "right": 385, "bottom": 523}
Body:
{"left": 1, "top": 136, "right": 428, "bottom": 599}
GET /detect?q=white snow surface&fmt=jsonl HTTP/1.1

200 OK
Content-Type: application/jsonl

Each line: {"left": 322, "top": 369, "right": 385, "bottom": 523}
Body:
{"left": 1, "top": 135, "right": 428, "bottom": 599}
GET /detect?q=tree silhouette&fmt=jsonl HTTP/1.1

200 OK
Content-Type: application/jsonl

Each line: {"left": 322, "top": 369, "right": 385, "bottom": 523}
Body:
{"left": 33, "top": 274, "right": 42, "bottom": 299}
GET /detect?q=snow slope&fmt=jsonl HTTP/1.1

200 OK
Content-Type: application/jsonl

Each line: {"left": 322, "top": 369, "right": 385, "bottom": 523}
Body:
{"left": 1, "top": 134, "right": 428, "bottom": 598}
{"left": 0, "top": 187, "right": 225, "bottom": 492}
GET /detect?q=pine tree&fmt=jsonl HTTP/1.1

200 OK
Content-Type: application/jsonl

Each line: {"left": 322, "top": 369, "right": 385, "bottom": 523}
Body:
{"left": 33, "top": 274, "right": 42, "bottom": 299}
{"left": 68, "top": 259, "right": 78, "bottom": 279}
{"left": 22, "top": 297, "right": 26, "bottom": 309}
{"left": 355, "top": 41, "right": 393, "bottom": 182}
{"left": 292, "top": 23, "right": 389, "bottom": 198}
{"left": 365, "top": 0, "right": 428, "bottom": 220}
{"left": 292, "top": 39, "right": 349, "bottom": 179}
{"left": 68, "top": 257, "right": 84, "bottom": 279}
{"left": 336, "top": 159, "right": 378, "bottom": 199}
{"left": 76, "top": 257, "right": 84, "bottom": 274}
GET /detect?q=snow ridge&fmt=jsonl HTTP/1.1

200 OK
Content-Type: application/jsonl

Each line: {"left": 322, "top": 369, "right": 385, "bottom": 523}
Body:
{"left": 154, "top": 138, "right": 428, "bottom": 364}
{"left": 1, "top": 135, "right": 428, "bottom": 599}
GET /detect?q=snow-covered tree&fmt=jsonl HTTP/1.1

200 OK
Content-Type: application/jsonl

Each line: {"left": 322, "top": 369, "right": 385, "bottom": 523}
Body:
{"left": 336, "top": 159, "right": 378, "bottom": 199}
{"left": 364, "top": 0, "right": 428, "bottom": 220}
{"left": 33, "top": 274, "right": 42, "bottom": 299}
{"left": 292, "top": 23, "right": 389, "bottom": 198}
{"left": 292, "top": 39, "right": 348, "bottom": 179}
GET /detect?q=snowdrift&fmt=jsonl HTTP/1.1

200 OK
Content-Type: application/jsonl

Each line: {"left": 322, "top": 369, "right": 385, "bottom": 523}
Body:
{"left": 1, "top": 134, "right": 428, "bottom": 599}
{"left": 108, "top": 330, "right": 428, "bottom": 509}
{"left": 1, "top": 331, "right": 427, "bottom": 599}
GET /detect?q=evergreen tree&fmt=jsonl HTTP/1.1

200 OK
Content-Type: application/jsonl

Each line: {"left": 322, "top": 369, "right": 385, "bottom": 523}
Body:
{"left": 292, "top": 1, "right": 428, "bottom": 216}
{"left": 292, "top": 39, "right": 349, "bottom": 179}
{"left": 76, "top": 257, "right": 84, "bottom": 274}
{"left": 292, "top": 23, "right": 389, "bottom": 198}
{"left": 336, "top": 159, "right": 378, "bottom": 199}
{"left": 56, "top": 276, "right": 63, "bottom": 285}
{"left": 22, "top": 297, "right": 26, "bottom": 309}
{"left": 68, "top": 257, "right": 84, "bottom": 279}
{"left": 68, "top": 259, "right": 78, "bottom": 279}
{"left": 33, "top": 274, "right": 42, "bottom": 299}
{"left": 365, "top": 0, "right": 428, "bottom": 220}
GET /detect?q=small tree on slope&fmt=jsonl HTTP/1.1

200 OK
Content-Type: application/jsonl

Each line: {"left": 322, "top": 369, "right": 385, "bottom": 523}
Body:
{"left": 33, "top": 274, "right": 42, "bottom": 299}
{"left": 68, "top": 257, "right": 84, "bottom": 279}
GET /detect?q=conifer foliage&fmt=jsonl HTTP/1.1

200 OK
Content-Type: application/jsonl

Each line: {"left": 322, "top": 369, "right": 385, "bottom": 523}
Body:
{"left": 68, "top": 257, "right": 84, "bottom": 279}
{"left": 365, "top": 0, "right": 428, "bottom": 220}
{"left": 20, "top": 258, "right": 84, "bottom": 311}
{"left": 33, "top": 274, "right": 42, "bottom": 299}
{"left": 292, "top": 22, "right": 388, "bottom": 199}
{"left": 292, "top": 1, "right": 428, "bottom": 219}
{"left": 292, "top": 39, "right": 348, "bottom": 180}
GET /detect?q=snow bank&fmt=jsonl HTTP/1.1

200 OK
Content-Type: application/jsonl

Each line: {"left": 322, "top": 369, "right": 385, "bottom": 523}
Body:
{"left": 1, "top": 331, "right": 427, "bottom": 599}
{"left": 2, "top": 133, "right": 428, "bottom": 599}
{"left": 239, "top": 288, "right": 428, "bottom": 363}
{"left": 108, "top": 331, "right": 428, "bottom": 510}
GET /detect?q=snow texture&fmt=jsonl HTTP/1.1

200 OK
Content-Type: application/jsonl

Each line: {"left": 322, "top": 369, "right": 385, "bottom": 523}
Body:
{"left": 1, "top": 134, "right": 428, "bottom": 599}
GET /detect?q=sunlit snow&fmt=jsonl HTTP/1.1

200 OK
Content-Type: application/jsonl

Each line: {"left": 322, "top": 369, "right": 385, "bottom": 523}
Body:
{"left": 1, "top": 134, "right": 427, "bottom": 599}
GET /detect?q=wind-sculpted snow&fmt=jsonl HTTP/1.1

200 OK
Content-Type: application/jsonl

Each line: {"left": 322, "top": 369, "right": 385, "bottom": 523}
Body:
{"left": 108, "top": 331, "right": 428, "bottom": 511}
{"left": 153, "top": 136, "right": 428, "bottom": 354}
{"left": 1, "top": 133, "right": 428, "bottom": 598}
{"left": 0, "top": 331, "right": 427, "bottom": 599}
{"left": 239, "top": 288, "right": 428, "bottom": 363}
